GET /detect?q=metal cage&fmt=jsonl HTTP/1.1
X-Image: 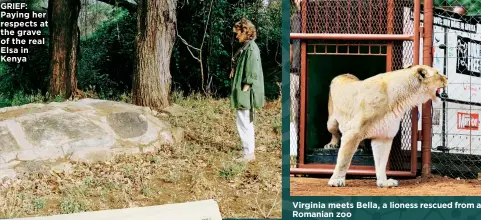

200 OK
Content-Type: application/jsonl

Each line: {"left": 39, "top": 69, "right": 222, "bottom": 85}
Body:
{"left": 289, "top": 0, "right": 435, "bottom": 177}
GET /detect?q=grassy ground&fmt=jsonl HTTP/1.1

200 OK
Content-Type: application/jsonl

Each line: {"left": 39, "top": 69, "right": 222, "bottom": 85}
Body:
{"left": 0, "top": 92, "right": 282, "bottom": 219}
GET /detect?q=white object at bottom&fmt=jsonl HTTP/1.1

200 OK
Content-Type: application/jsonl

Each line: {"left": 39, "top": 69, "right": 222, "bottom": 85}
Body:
{"left": 12, "top": 199, "right": 222, "bottom": 220}
{"left": 290, "top": 122, "right": 298, "bottom": 156}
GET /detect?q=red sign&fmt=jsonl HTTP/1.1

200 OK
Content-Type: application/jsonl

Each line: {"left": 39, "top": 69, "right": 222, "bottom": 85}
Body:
{"left": 457, "top": 112, "right": 479, "bottom": 130}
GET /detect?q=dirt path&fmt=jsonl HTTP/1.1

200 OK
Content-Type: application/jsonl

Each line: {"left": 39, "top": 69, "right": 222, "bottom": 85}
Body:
{"left": 291, "top": 175, "right": 481, "bottom": 196}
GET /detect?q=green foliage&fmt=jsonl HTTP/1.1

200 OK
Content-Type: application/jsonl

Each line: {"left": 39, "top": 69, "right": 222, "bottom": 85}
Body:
{"left": 0, "top": 90, "right": 65, "bottom": 108}
{"left": 32, "top": 197, "right": 46, "bottom": 211}
{"left": 79, "top": 0, "right": 281, "bottom": 100}
{"left": 0, "top": 0, "right": 281, "bottom": 107}
{"left": 219, "top": 161, "right": 246, "bottom": 179}
{"left": 432, "top": 0, "right": 481, "bottom": 15}
{"left": 79, "top": 2, "right": 115, "bottom": 37}
{"left": 60, "top": 198, "right": 88, "bottom": 214}
{"left": 11, "top": 92, "right": 31, "bottom": 107}
{"left": 78, "top": 8, "right": 136, "bottom": 99}
{"left": 0, "top": 94, "right": 12, "bottom": 108}
{"left": 173, "top": 0, "right": 282, "bottom": 99}
{"left": 27, "top": 0, "right": 46, "bottom": 11}
{"left": 0, "top": 63, "right": 5, "bottom": 74}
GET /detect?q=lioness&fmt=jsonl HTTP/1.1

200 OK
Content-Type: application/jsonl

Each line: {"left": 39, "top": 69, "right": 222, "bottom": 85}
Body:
{"left": 325, "top": 65, "right": 447, "bottom": 187}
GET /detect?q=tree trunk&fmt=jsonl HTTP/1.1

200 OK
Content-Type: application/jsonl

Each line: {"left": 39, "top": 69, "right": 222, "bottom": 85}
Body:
{"left": 48, "top": 0, "right": 80, "bottom": 99}
{"left": 132, "top": 0, "right": 177, "bottom": 110}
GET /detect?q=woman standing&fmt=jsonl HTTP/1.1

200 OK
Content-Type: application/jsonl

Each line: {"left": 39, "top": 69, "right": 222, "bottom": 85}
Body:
{"left": 230, "top": 18, "right": 265, "bottom": 163}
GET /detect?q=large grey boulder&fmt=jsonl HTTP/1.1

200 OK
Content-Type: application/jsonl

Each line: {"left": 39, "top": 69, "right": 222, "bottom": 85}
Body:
{"left": 0, "top": 99, "right": 183, "bottom": 181}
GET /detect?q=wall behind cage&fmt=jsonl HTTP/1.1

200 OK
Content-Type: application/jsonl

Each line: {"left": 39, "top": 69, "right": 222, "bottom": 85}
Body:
{"left": 426, "top": 6, "right": 481, "bottom": 178}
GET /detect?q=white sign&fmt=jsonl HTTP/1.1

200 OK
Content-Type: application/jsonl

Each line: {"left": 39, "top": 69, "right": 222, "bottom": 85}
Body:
{"left": 456, "top": 36, "right": 481, "bottom": 76}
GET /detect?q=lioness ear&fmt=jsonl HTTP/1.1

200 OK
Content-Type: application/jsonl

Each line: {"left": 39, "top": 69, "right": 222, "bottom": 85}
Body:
{"left": 417, "top": 67, "right": 426, "bottom": 78}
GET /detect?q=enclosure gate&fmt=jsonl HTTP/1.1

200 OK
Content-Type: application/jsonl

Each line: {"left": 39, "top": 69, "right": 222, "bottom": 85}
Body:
{"left": 290, "top": 0, "right": 435, "bottom": 177}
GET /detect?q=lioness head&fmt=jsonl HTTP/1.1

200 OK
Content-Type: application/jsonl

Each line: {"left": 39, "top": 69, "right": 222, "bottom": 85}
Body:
{"left": 408, "top": 64, "right": 448, "bottom": 100}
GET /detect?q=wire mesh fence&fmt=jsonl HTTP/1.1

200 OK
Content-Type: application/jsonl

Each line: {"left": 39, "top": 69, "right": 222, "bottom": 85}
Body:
{"left": 298, "top": 0, "right": 414, "bottom": 34}
{"left": 391, "top": 8, "right": 415, "bottom": 172}
{"left": 290, "top": 1, "right": 301, "bottom": 167}
{"left": 428, "top": 1, "right": 481, "bottom": 179}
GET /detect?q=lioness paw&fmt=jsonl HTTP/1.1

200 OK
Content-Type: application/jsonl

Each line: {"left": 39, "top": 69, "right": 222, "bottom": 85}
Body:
{"left": 328, "top": 177, "right": 346, "bottom": 187}
{"left": 324, "top": 143, "right": 339, "bottom": 149}
{"left": 376, "top": 179, "right": 399, "bottom": 187}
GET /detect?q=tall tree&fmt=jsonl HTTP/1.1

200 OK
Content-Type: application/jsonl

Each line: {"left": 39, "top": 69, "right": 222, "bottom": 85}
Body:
{"left": 131, "top": 0, "right": 177, "bottom": 110}
{"left": 96, "top": 0, "right": 176, "bottom": 110}
{"left": 48, "top": 0, "right": 81, "bottom": 98}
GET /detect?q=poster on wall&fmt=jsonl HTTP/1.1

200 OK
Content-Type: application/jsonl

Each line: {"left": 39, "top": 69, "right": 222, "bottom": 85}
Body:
{"left": 457, "top": 112, "right": 480, "bottom": 130}
{"left": 456, "top": 36, "right": 481, "bottom": 78}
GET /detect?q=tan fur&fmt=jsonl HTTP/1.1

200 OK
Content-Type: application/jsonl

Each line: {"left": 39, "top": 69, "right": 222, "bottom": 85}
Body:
{"left": 326, "top": 65, "right": 448, "bottom": 187}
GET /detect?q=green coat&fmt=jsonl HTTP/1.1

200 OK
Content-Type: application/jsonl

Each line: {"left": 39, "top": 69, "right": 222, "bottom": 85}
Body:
{"left": 230, "top": 40, "right": 265, "bottom": 115}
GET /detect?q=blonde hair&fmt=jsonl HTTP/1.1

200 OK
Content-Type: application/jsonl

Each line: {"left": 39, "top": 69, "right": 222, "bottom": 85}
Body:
{"left": 233, "top": 18, "right": 257, "bottom": 41}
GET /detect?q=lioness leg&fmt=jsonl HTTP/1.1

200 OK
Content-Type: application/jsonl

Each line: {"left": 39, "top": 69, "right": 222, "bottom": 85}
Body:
{"left": 324, "top": 117, "right": 340, "bottom": 149}
{"left": 324, "top": 91, "right": 340, "bottom": 149}
{"left": 371, "top": 138, "right": 399, "bottom": 187}
{"left": 328, "top": 132, "right": 361, "bottom": 187}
